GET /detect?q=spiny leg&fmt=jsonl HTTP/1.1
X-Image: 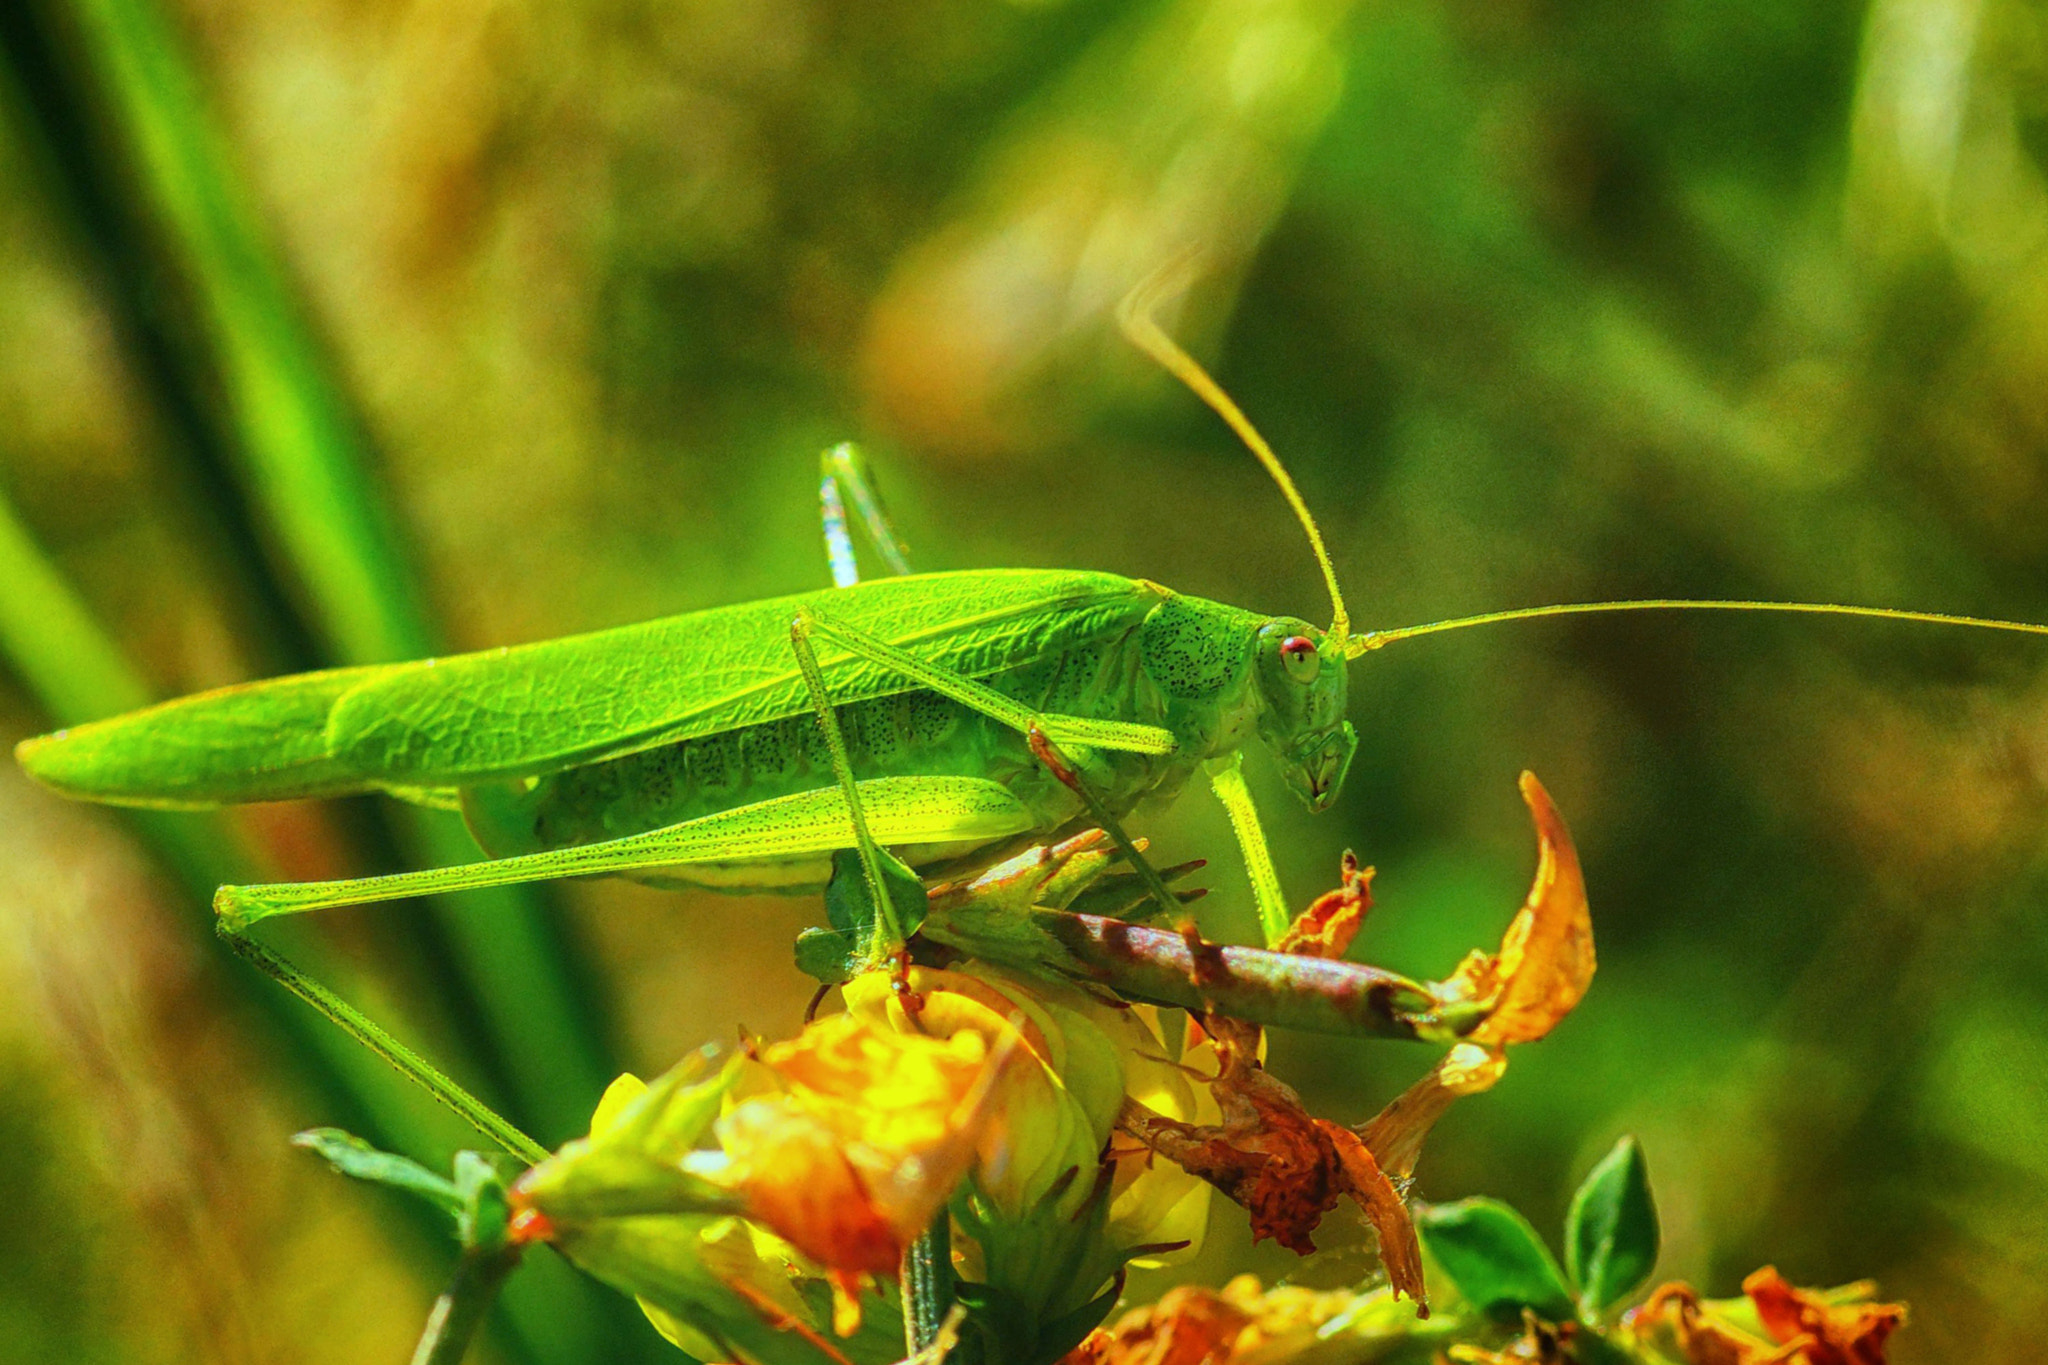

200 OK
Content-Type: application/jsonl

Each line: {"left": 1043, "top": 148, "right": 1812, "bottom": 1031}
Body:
{"left": 215, "top": 776, "right": 1039, "bottom": 931}
{"left": 819, "top": 443, "right": 913, "bottom": 589}
{"left": 220, "top": 931, "right": 546, "bottom": 1163}
{"left": 795, "top": 609, "right": 1176, "bottom": 757}
{"left": 1025, "top": 726, "right": 1187, "bottom": 925}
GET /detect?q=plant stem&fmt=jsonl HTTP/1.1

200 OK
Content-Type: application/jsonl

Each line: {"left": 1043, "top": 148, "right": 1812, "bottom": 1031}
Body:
{"left": 904, "top": 1211, "right": 955, "bottom": 1355}
{"left": 924, "top": 906, "right": 1480, "bottom": 1041}
{"left": 411, "top": 1244, "right": 522, "bottom": 1365}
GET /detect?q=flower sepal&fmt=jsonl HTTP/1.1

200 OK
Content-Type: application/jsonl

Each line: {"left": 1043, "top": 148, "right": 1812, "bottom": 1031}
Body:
{"left": 512, "top": 1049, "right": 745, "bottom": 1225}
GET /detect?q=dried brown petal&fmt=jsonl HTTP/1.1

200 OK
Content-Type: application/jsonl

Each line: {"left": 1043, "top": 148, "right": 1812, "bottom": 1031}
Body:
{"left": 1276, "top": 852, "right": 1374, "bottom": 959}
{"left": 1744, "top": 1268, "right": 1905, "bottom": 1365}
{"left": 1114, "top": 1011, "right": 1428, "bottom": 1311}
{"left": 1634, "top": 1284, "right": 1797, "bottom": 1365}
{"left": 1323, "top": 1121, "right": 1425, "bottom": 1308}
{"left": 1061, "top": 1284, "right": 1253, "bottom": 1365}
{"left": 1633, "top": 1274, "right": 1905, "bottom": 1365}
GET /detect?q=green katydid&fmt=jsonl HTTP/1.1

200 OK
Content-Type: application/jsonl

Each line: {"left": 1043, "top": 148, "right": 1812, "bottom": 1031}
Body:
{"left": 16, "top": 270, "right": 2048, "bottom": 965}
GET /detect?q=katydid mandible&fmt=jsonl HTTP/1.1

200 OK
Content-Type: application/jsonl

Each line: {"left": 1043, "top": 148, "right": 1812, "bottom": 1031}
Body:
{"left": 16, "top": 270, "right": 2048, "bottom": 954}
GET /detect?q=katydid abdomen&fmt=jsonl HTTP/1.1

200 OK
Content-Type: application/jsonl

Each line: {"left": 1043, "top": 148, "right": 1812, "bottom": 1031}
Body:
{"left": 457, "top": 623, "right": 1228, "bottom": 892}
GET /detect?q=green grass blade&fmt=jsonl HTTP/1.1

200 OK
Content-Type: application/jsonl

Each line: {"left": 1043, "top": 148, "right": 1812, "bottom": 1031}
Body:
{"left": 0, "top": 479, "right": 636, "bottom": 1365}
{"left": 13, "top": 0, "right": 616, "bottom": 1150}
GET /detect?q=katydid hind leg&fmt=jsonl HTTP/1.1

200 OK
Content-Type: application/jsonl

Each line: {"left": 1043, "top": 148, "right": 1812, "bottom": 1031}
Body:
{"left": 1025, "top": 725, "right": 1185, "bottom": 924}
{"left": 221, "top": 930, "right": 546, "bottom": 1163}
{"left": 215, "top": 776, "right": 1039, "bottom": 931}
{"left": 796, "top": 607, "right": 1177, "bottom": 756}
{"left": 819, "top": 443, "right": 914, "bottom": 588}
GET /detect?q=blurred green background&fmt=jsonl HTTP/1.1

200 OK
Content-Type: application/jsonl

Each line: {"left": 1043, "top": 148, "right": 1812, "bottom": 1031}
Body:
{"left": 1, "top": 0, "right": 2045, "bottom": 1360}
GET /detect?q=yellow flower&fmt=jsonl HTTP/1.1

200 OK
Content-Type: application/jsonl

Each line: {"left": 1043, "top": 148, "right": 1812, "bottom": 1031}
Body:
{"left": 536, "top": 1069, "right": 842, "bottom": 1362}
{"left": 718, "top": 1011, "right": 992, "bottom": 1277}
{"left": 517, "top": 1011, "right": 999, "bottom": 1347}
{"left": 841, "top": 960, "right": 1214, "bottom": 1265}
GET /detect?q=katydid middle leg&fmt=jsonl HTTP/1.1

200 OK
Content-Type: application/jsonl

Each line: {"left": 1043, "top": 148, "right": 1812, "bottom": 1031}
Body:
{"left": 785, "top": 609, "right": 916, "bottom": 950}
{"left": 790, "top": 606, "right": 1190, "bottom": 923}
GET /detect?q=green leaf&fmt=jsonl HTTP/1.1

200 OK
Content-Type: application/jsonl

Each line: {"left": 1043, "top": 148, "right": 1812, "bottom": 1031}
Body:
{"left": 1035, "top": 1273, "right": 1125, "bottom": 1365}
{"left": 823, "top": 846, "right": 930, "bottom": 959}
{"left": 793, "top": 925, "right": 864, "bottom": 984}
{"left": 1565, "top": 1135, "right": 1660, "bottom": 1317}
{"left": 514, "top": 1054, "right": 745, "bottom": 1224}
{"left": 1416, "top": 1198, "right": 1576, "bottom": 1324}
{"left": 292, "top": 1128, "right": 462, "bottom": 1218}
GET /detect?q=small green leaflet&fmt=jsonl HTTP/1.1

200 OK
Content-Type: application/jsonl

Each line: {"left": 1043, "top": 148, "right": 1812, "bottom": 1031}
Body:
{"left": 1565, "top": 1135, "right": 1660, "bottom": 1318}
{"left": 1415, "top": 1197, "right": 1576, "bottom": 1324}
{"left": 293, "top": 1127, "right": 466, "bottom": 1216}
{"left": 292, "top": 1128, "right": 513, "bottom": 1254}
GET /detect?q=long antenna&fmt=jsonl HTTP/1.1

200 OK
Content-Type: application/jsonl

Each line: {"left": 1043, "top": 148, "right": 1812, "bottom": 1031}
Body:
{"left": 1353, "top": 598, "right": 2048, "bottom": 653}
{"left": 1118, "top": 257, "right": 1353, "bottom": 648}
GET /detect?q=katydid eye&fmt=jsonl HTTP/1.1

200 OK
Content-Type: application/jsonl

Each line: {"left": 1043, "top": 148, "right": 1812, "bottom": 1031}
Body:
{"left": 1279, "top": 635, "right": 1320, "bottom": 683}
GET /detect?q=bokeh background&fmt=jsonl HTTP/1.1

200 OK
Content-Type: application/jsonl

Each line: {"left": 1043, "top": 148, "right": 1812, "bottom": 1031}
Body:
{"left": 2, "top": 0, "right": 2046, "bottom": 1359}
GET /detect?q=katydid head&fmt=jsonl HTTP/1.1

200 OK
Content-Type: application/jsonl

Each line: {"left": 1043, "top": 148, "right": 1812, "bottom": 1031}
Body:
{"left": 1251, "top": 621, "right": 1356, "bottom": 812}
{"left": 1121, "top": 262, "right": 1366, "bottom": 814}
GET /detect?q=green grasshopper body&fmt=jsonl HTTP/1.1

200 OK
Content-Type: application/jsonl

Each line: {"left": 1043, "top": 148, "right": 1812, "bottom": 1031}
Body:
{"left": 17, "top": 567, "right": 1353, "bottom": 902}
{"left": 16, "top": 272, "right": 2047, "bottom": 943}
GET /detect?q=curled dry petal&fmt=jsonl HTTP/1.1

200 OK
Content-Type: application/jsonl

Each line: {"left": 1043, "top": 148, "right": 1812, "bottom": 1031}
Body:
{"left": 1354, "top": 774, "right": 1592, "bottom": 1180}
{"left": 1061, "top": 1284, "right": 1253, "bottom": 1365}
{"left": 1634, "top": 1284, "right": 1805, "bottom": 1365}
{"left": 1114, "top": 1014, "right": 1428, "bottom": 1312}
{"left": 1115, "top": 1084, "right": 1341, "bottom": 1257}
{"left": 1323, "top": 1122, "right": 1425, "bottom": 1310}
{"left": 1632, "top": 1274, "right": 1905, "bottom": 1365}
{"left": 1275, "top": 852, "right": 1373, "bottom": 959}
{"left": 1743, "top": 1268, "right": 1905, "bottom": 1365}
{"left": 1063, "top": 1274, "right": 1426, "bottom": 1365}
{"left": 1450, "top": 772, "right": 1594, "bottom": 1047}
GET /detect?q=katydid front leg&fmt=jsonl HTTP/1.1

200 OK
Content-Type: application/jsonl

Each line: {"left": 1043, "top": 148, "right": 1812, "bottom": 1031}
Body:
{"left": 1205, "top": 752, "right": 1292, "bottom": 947}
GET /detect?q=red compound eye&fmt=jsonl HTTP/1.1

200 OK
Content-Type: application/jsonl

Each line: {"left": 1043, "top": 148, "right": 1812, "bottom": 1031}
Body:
{"left": 1279, "top": 635, "right": 1320, "bottom": 682}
